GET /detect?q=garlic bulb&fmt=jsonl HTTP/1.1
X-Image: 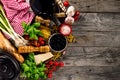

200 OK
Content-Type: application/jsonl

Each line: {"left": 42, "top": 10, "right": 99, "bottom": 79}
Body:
{"left": 66, "top": 6, "right": 75, "bottom": 17}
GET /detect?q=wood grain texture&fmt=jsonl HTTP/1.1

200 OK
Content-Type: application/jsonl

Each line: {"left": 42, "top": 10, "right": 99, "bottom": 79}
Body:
{"left": 50, "top": 66, "right": 120, "bottom": 80}
{"left": 47, "top": 13, "right": 120, "bottom": 80}
{"left": 70, "top": 31, "right": 120, "bottom": 47}
{"left": 44, "top": 0, "right": 120, "bottom": 79}
{"left": 68, "top": 0, "right": 120, "bottom": 12}
{"left": 20, "top": 1, "right": 120, "bottom": 80}
{"left": 27, "top": 13, "right": 120, "bottom": 80}
{"left": 73, "top": 13, "right": 120, "bottom": 31}
{"left": 67, "top": 13, "right": 120, "bottom": 47}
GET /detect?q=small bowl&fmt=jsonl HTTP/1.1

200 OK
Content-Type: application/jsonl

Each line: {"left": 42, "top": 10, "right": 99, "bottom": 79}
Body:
{"left": 0, "top": 49, "right": 20, "bottom": 80}
{"left": 48, "top": 33, "right": 68, "bottom": 52}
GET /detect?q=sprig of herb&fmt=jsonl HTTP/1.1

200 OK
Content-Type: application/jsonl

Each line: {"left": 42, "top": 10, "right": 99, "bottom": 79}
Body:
{"left": 22, "top": 22, "right": 43, "bottom": 40}
{"left": 21, "top": 53, "right": 47, "bottom": 80}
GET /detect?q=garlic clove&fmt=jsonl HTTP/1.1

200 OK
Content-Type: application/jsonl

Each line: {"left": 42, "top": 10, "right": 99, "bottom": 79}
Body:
{"left": 65, "top": 16, "right": 75, "bottom": 25}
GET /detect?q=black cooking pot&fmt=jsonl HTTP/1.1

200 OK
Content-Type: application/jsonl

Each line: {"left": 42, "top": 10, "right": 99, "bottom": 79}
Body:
{"left": 30, "top": 0, "right": 61, "bottom": 26}
{"left": 30, "top": 0, "right": 56, "bottom": 18}
{"left": 0, "top": 49, "right": 20, "bottom": 80}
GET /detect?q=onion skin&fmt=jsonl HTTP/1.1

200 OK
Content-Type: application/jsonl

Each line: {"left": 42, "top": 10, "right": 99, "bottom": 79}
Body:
{"left": 60, "top": 23, "right": 72, "bottom": 36}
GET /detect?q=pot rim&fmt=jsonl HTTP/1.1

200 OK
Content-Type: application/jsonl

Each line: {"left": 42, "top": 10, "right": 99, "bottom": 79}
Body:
{"left": 48, "top": 33, "right": 68, "bottom": 52}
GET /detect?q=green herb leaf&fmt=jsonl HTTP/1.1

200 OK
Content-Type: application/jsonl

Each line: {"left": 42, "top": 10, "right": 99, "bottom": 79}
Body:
{"left": 22, "top": 22, "right": 43, "bottom": 40}
{"left": 33, "top": 22, "right": 40, "bottom": 28}
{"left": 21, "top": 53, "right": 47, "bottom": 80}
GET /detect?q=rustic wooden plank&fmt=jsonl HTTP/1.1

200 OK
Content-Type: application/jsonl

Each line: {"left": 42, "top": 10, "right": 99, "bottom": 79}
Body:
{"left": 63, "top": 47, "right": 120, "bottom": 66}
{"left": 49, "top": 73, "right": 120, "bottom": 80}
{"left": 68, "top": 31, "right": 120, "bottom": 47}
{"left": 47, "top": 12, "right": 120, "bottom": 80}
{"left": 73, "top": 13, "right": 120, "bottom": 31}
{"left": 47, "top": 66, "right": 120, "bottom": 80}
{"left": 65, "top": 46, "right": 84, "bottom": 56}
{"left": 47, "top": 46, "right": 120, "bottom": 80}
{"left": 68, "top": 0, "right": 120, "bottom": 12}
{"left": 68, "top": 13, "right": 120, "bottom": 47}
{"left": 83, "top": 47, "right": 119, "bottom": 53}
{"left": 54, "top": 66, "right": 120, "bottom": 75}
{"left": 66, "top": 46, "right": 120, "bottom": 56}
{"left": 62, "top": 57, "right": 120, "bottom": 66}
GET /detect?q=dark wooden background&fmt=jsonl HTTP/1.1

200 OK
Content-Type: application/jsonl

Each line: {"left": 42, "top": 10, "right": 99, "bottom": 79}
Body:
{"left": 48, "top": 0, "right": 120, "bottom": 80}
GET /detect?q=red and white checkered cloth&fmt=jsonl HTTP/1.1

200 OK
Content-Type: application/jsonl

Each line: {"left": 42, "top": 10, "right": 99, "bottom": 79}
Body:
{"left": 1, "top": 0, "right": 35, "bottom": 37}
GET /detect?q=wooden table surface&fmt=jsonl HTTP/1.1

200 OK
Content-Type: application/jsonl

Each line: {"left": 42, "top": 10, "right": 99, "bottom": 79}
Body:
{"left": 17, "top": 0, "right": 120, "bottom": 80}
{"left": 47, "top": 0, "right": 120, "bottom": 80}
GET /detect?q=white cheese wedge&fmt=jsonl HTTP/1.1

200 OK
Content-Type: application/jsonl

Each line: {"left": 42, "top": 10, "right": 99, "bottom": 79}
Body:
{"left": 34, "top": 52, "right": 53, "bottom": 65}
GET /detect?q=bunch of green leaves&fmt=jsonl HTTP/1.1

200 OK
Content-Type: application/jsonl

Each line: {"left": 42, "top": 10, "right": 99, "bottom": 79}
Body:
{"left": 22, "top": 22, "right": 43, "bottom": 40}
{"left": 21, "top": 53, "right": 47, "bottom": 80}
